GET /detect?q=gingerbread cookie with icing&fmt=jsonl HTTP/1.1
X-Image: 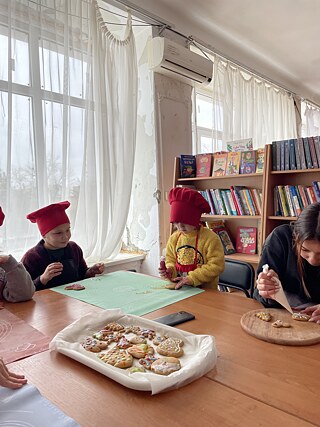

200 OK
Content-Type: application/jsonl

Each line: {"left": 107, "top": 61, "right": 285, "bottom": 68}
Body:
{"left": 292, "top": 313, "right": 310, "bottom": 322}
{"left": 81, "top": 337, "right": 108, "bottom": 353}
{"left": 255, "top": 311, "right": 272, "bottom": 322}
{"left": 98, "top": 348, "right": 133, "bottom": 368}
{"left": 151, "top": 357, "right": 181, "bottom": 375}
{"left": 156, "top": 338, "right": 184, "bottom": 357}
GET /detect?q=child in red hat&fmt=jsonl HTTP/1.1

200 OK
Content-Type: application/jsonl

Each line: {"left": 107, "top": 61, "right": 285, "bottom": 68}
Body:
{"left": 0, "top": 206, "right": 35, "bottom": 302}
{"left": 21, "top": 201, "right": 105, "bottom": 290}
{"left": 159, "top": 187, "right": 225, "bottom": 289}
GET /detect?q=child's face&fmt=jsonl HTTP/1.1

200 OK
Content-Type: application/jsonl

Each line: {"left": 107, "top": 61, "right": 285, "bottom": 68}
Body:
{"left": 300, "top": 239, "right": 320, "bottom": 266}
{"left": 43, "top": 223, "right": 71, "bottom": 250}
{"left": 174, "top": 223, "right": 197, "bottom": 233}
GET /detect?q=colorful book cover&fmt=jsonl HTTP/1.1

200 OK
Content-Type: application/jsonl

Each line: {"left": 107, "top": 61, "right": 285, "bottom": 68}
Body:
{"left": 255, "top": 148, "right": 265, "bottom": 173}
{"left": 236, "top": 226, "right": 257, "bottom": 254}
{"left": 217, "top": 229, "right": 236, "bottom": 255}
{"left": 225, "top": 152, "right": 240, "bottom": 175}
{"left": 226, "top": 138, "right": 253, "bottom": 152}
{"left": 196, "top": 153, "right": 212, "bottom": 177}
{"left": 180, "top": 154, "right": 196, "bottom": 178}
{"left": 240, "top": 150, "right": 256, "bottom": 174}
{"left": 212, "top": 153, "right": 228, "bottom": 176}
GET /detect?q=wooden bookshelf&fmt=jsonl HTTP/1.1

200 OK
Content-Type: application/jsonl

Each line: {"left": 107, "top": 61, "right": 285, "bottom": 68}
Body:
{"left": 173, "top": 144, "right": 320, "bottom": 270}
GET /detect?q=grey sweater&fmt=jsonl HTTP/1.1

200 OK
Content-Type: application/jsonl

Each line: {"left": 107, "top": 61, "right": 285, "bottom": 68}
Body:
{"left": 0, "top": 255, "right": 35, "bottom": 302}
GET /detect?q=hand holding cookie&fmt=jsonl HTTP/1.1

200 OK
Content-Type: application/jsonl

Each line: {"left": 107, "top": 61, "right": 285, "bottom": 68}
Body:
{"left": 40, "top": 262, "right": 63, "bottom": 285}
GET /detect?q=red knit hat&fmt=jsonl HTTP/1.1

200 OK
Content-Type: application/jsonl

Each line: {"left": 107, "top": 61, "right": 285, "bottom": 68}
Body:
{"left": 27, "top": 201, "right": 70, "bottom": 236}
{"left": 0, "top": 207, "right": 5, "bottom": 226}
{"left": 168, "top": 187, "right": 210, "bottom": 227}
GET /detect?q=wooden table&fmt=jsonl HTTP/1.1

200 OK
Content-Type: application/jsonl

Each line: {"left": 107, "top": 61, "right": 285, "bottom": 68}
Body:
{"left": 5, "top": 289, "right": 320, "bottom": 427}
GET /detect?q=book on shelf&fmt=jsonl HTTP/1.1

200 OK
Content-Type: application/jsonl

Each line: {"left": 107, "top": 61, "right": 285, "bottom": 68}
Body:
{"left": 293, "top": 138, "right": 301, "bottom": 170}
{"left": 196, "top": 153, "right": 213, "bottom": 177}
{"left": 297, "top": 137, "right": 307, "bottom": 170}
{"left": 240, "top": 150, "right": 256, "bottom": 174}
{"left": 313, "top": 136, "right": 320, "bottom": 166}
{"left": 226, "top": 138, "right": 253, "bottom": 152}
{"left": 306, "top": 186, "right": 317, "bottom": 204}
{"left": 308, "top": 136, "right": 319, "bottom": 168}
{"left": 225, "top": 152, "right": 241, "bottom": 175}
{"left": 303, "top": 137, "right": 313, "bottom": 169}
{"left": 284, "top": 140, "right": 290, "bottom": 170}
{"left": 271, "top": 141, "right": 277, "bottom": 171}
{"left": 289, "top": 139, "right": 297, "bottom": 170}
{"left": 277, "top": 185, "right": 290, "bottom": 216}
{"left": 180, "top": 154, "right": 196, "bottom": 178}
{"left": 207, "top": 220, "right": 236, "bottom": 255}
{"left": 230, "top": 186, "right": 243, "bottom": 215}
{"left": 289, "top": 186, "right": 302, "bottom": 216}
{"left": 280, "top": 140, "right": 285, "bottom": 171}
{"left": 236, "top": 226, "right": 257, "bottom": 254}
{"left": 212, "top": 152, "right": 228, "bottom": 176}
{"left": 284, "top": 185, "right": 295, "bottom": 217}
{"left": 312, "top": 181, "right": 320, "bottom": 202}
{"left": 255, "top": 148, "right": 265, "bottom": 173}
{"left": 205, "top": 189, "right": 217, "bottom": 214}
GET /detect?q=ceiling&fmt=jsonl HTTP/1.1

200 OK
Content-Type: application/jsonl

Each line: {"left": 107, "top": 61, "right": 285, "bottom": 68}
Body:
{"left": 122, "top": 0, "right": 320, "bottom": 106}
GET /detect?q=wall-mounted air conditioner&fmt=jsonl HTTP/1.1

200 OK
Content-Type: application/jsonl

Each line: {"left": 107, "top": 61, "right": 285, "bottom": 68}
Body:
{"left": 148, "top": 37, "right": 213, "bottom": 84}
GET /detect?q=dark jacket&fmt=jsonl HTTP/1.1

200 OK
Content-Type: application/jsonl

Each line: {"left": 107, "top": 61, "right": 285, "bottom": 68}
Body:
{"left": 21, "top": 240, "right": 89, "bottom": 291}
{"left": 253, "top": 224, "right": 320, "bottom": 308}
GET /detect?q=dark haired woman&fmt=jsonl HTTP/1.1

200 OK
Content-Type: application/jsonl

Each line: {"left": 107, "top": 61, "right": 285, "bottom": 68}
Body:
{"left": 254, "top": 202, "right": 320, "bottom": 324}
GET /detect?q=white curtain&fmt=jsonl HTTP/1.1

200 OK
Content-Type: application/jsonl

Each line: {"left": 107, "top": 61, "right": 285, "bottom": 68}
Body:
{"left": 0, "top": 0, "right": 137, "bottom": 261}
{"left": 200, "top": 56, "right": 297, "bottom": 151}
{"left": 304, "top": 104, "right": 320, "bottom": 136}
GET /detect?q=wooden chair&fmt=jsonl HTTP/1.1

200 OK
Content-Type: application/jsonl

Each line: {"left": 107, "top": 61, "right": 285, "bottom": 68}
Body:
{"left": 218, "top": 259, "right": 255, "bottom": 298}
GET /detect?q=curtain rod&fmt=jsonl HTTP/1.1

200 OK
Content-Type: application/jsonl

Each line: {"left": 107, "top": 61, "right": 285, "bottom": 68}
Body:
{"left": 106, "top": 0, "right": 320, "bottom": 110}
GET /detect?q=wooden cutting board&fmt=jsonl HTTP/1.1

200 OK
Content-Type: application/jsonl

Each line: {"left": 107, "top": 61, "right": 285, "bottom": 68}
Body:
{"left": 241, "top": 308, "right": 320, "bottom": 346}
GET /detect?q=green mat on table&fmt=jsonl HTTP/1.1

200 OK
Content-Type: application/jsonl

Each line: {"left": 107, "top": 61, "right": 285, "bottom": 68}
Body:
{"left": 51, "top": 270, "right": 204, "bottom": 316}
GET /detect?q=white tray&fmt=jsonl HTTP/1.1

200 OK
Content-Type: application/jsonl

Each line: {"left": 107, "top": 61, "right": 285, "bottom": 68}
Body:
{"left": 50, "top": 309, "right": 217, "bottom": 394}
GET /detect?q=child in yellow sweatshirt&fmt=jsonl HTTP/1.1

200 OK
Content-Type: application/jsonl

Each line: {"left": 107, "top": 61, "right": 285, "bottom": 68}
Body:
{"left": 159, "top": 187, "right": 225, "bottom": 290}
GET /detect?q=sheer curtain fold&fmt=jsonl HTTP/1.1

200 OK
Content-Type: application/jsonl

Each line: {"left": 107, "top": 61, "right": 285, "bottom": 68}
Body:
{"left": 211, "top": 57, "right": 297, "bottom": 151}
{"left": 0, "top": 0, "right": 137, "bottom": 261}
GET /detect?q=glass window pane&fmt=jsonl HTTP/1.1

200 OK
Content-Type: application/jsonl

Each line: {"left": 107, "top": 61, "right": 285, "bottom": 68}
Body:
{"left": 12, "top": 30, "right": 30, "bottom": 86}
{"left": 0, "top": 28, "right": 8, "bottom": 81}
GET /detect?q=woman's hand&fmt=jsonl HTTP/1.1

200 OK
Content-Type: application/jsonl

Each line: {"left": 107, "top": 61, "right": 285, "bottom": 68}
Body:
{"left": 0, "top": 358, "right": 27, "bottom": 389}
{"left": 256, "top": 269, "right": 280, "bottom": 299}
{"left": 301, "top": 304, "right": 320, "bottom": 324}
{"left": 40, "top": 262, "right": 63, "bottom": 285}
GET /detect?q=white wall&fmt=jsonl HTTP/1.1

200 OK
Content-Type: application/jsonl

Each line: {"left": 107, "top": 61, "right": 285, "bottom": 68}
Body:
{"left": 126, "top": 28, "right": 193, "bottom": 276}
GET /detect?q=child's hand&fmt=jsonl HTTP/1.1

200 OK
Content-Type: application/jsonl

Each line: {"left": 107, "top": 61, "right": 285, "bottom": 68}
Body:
{"left": 89, "top": 262, "right": 105, "bottom": 276}
{"left": 158, "top": 266, "right": 173, "bottom": 280}
{"left": 301, "top": 304, "right": 320, "bottom": 324}
{"left": 0, "top": 358, "right": 27, "bottom": 389}
{"left": 256, "top": 269, "right": 280, "bottom": 299}
{"left": 171, "top": 276, "right": 192, "bottom": 290}
{"left": 40, "top": 262, "right": 63, "bottom": 285}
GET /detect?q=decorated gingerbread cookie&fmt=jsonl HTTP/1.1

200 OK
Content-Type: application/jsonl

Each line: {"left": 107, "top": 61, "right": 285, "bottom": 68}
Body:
{"left": 151, "top": 357, "right": 181, "bottom": 375}
{"left": 98, "top": 348, "right": 133, "bottom": 368}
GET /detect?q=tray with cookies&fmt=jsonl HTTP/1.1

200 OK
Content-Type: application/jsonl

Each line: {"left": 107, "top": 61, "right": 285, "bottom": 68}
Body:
{"left": 50, "top": 309, "right": 217, "bottom": 394}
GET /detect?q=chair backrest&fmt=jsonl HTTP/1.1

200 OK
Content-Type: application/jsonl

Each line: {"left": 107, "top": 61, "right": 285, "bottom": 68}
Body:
{"left": 218, "top": 259, "right": 255, "bottom": 298}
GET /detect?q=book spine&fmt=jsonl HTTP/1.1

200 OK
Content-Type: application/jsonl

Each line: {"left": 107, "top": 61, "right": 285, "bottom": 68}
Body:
{"left": 245, "top": 189, "right": 257, "bottom": 215}
{"left": 221, "top": 190, "right": 232, "bottom": 215}
{"left": 274, "top": 187, "right": 282, "bottom": 216}
{"left": 210, "top": 189, "right": 220, "bottom": 214}
{"left": 226, "top": 189, "right": 237, "bottom": 215}
{"left": 278, "top": 185, "right": 289, "bottom": 216}
{"left": 284, "top": 140, "right": 290, "bottom": 170}
{"left": 215, "top": 189, "right": 227, "bottom": 215}
{"left": 205, "top": 189, "right": 216, "bottom": 214}
{"left": 308, "top": 136, "right": 319, "bottom": 168}
{"left": 251, "top": 188, "right": 262, "bottom": 215}
{"left": 241, "top": 189, "right": 254, "bottom": 215}
{"left": 293, "top": 185, "right": 304, "bottom": 213}
{"left": 298, "top": 137, "right": 307, "bottom": 169}
{"left": 293, "top": 138, "right": 301, "bottom": 170}
{"left": 275, "top": 186, "right": 284, "bottom": 216}
{"left": 313, "top": 136, "right": 320, "bottom": 167}
{"left": 289, "top": 139, "right": 297, "bottom": 170}
{"left": 303, "top": 137, "right": 313, "bottom": 169}
{"left": 306, "top": 186, "right": 317, "bottom": 204}
{"left": 271, "top": 141, "right": 277, "bottom": 171}
{"left": 280, "top": 140, "right": 285, "bottom": 171}
{"left": 289, "top": 186, "right": 302, "bottom": 216}
{"left": 230, "top": 186, "right": 244, "bottom": 215}
{"left": 297, "top": 185, "right": 308, "bottom": 208}
{"left": 284, "top": 185, "right": 295, "bottom": 216}
{"left": 312, "top": 181, "right": 320, "bottom": 202}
